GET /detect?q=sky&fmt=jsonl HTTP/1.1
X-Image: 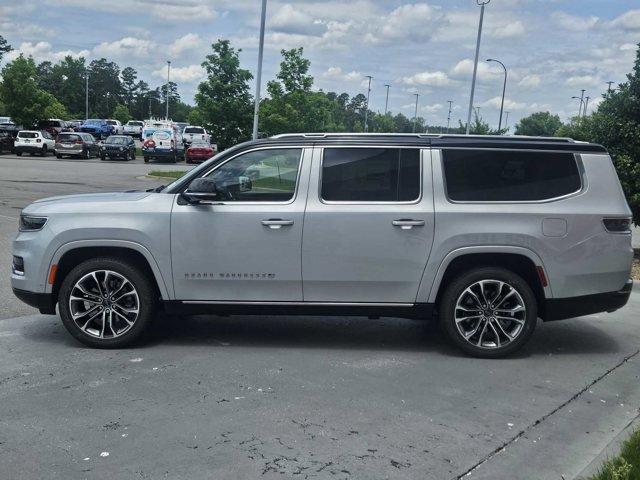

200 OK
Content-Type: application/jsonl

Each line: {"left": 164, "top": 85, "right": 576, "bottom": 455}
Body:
{"left": 1, "top": 0, "right": 638, "bottom": 129}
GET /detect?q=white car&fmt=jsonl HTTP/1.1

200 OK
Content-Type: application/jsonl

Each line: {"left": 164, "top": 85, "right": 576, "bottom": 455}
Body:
{"left": 123, "top": 120, "right": 144, "bottom": 138}
{"left": 14, "top": 130, "right": 56, "bottom": 157}
{"left": 106, "top": 119, "right": 124, "bottom": 135}
{"left": 182, "top": 126, "right": 210, "bottom": 146}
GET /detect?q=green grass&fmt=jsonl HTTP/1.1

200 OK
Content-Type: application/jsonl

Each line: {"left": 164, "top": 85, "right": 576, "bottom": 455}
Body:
{"left": 587, "top": 428, "right": 640, "bottom": 480}
{"left": 148, "top": 170, "right": 188, "bottom": 179}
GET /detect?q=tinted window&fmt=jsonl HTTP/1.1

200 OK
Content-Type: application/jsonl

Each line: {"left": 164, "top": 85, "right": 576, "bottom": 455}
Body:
{"left": 205, "top": 148, "right": 302, "bottom": 202}
{"left": 58, "top": 133, "right": 81, "bottom": 142}
{"left": 106, "top": 136, "right": 128, "bottom": 144}
{"left": 18, "top": 132, "right": 38, "bottom": 138}
{"left": 321, "top": 148, "right": 420, "bottom": 202}
{"left": 185, "top": 127, "right": 205, "bottom": 134}
{"left": 442, "top": 150, "right": 581, "bottom": 201}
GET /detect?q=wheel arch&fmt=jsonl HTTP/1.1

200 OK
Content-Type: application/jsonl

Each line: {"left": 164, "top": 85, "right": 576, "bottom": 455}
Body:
{"left": 49, "top": 240, "right": 171, "bottom": 302}
{"left": 427, "top": 246, "right": 552, "bottom": 309}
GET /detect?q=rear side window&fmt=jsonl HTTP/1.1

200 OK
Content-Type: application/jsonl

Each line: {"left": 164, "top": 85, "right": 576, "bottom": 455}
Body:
{"left": 58, "top": 133, "right": 80, "bottom": 142}
{"left": 321, "top": 148, "right": 420, "bottom": 202}
{"left": 18, "top": 132, "right": 38, "bottom": 138}
{"left": 442, "top": 150, "right": 581, "bottom": 202}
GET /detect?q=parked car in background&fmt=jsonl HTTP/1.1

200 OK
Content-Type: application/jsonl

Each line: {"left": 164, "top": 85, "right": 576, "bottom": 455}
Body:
{"left": 142, "top": 120, "right": 184, "bottom": 163}
{"left": 79, "top": 119, "right": 111, "bottom": 140}
{"left": 37, "top": 119, "right": 70, "bottom": 138}
{"left": 0, "top": 116, "right": 12, "bottom": 124}
{"left": 55, "top": 132, "right": 99, "bottom": 159}
{"left": 14, "top": 130, "right": 56, "bottom": 156}
{"left": 68, "top": 120, "right": 84, "bottom": 131}
{"left": 106, "top": 119, "right": 124, "bottom": 135}
{"left": 174, "top": 122, "right": 188, "bottom": 133}
{"left": 100, "top": 135, "right": 136, "bottom": 161}
{"left": 185, "top": 139, "right": 216, "bottom": 164}
{"left": 123, "top": 120, "right": 144, "bottom": 138}
{"left": 0, "top": 130, "right": 15, "bottom": 153}
{"left": 182, "top": 126, "right": 210, "bottom": 147}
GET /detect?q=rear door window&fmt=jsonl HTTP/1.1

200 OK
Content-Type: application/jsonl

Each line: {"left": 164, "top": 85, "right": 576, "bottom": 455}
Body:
{"left": 442, "top": 150, "right": 582, "bottom": 201}
{"left": 321, "top": 148, "right": 421, "bottom": 202}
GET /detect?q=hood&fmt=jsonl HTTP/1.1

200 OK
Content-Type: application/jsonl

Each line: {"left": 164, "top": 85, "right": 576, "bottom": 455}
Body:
{"left": 24, "top": 192, "right": 153, "bottom": 214}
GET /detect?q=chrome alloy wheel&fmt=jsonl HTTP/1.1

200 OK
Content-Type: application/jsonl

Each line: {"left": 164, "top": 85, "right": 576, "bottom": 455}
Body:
{"left": 454, "top": 279, "right": 527, "bottom": 349}
{"left": 68, "top": 270, "right": 140, "bottom": 339}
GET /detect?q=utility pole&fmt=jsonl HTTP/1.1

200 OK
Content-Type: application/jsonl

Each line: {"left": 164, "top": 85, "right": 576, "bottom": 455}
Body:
{"left": 384, "top": 84, "right": 390, "bottom": 115}
{"left": 364, "top": 75, "right": 373, "bottom": 132}
{"left": 579, "top": 89, "right": 585, "bottom": 117}
{"left": 486, "top": 58, "right": 507, "bottom": 131}
{"left": 252, "top": 0, "right": 267, "bottom": 140}
{"left": 85, "top": 71, "right": 89, "bottom": 120}
{"left": 606, "top": 81, "right": 614, "bottom": 93}
{"left": 466, "top": 0, "right": 491, "bottom": 135}
{"left": 165, "top": 60, "right": 171, "bottom": 120}
{"left": 504, "top": 111, "right": 510, "bottom": 131}
{"left": 571, "top": 96, "right": 584, "bottom": 118}
{"left": 584, "top": 96, "right": 590, "bottom": 117}
{"left": 412, "top": 93, "right": 420, "bottom": 133}
{"left": 446, "top": 100, "right": 453, "bottom": 133}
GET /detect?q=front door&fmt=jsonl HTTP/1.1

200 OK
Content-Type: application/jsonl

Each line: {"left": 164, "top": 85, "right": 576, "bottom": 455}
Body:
{"left": 171, "top": 147, "right": 311, "bottom": 301}
{"left": 302, "top": 146, "right": 434, "bottom": 303}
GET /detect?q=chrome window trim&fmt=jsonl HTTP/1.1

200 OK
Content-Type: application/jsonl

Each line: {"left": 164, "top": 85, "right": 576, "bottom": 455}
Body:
{"left": 439, "top": 149, "right": 587, "bottom": 205}
{"left": 317, "top": 145, "right": 425, "bottom": 205}
{"left": 182, "top": 300, "right": 415, "bottom": 307}
{"left": 193, "top": 145, "right": 307, "bottom": 206}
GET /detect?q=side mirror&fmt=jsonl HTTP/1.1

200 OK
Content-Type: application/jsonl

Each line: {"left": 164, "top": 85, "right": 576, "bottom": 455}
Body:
{"left": 182, "top": 177, "right": 220, "bottom": 203}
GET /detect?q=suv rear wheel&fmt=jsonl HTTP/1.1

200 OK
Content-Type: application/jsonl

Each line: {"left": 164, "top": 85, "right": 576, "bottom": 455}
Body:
{"left": 439, "top": 267, "right": 537, "bottom": 358}
{"left": 58, "top": 258, "right": 157, "bottom": 348}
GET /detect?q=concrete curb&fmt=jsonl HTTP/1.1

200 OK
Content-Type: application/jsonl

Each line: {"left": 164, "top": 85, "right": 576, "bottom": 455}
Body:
{"left": 576, "top": 413, "right": 640, "bottom": 479}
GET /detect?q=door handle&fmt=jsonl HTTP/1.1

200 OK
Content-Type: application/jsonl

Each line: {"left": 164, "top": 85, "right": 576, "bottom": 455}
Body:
{"left": 392, "top": 219, "right": 425, "bottom": 230}
{"left": 261, "top": 219, "right": 294, "bottom": 229}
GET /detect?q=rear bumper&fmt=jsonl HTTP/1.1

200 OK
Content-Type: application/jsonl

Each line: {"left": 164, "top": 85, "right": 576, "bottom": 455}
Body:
{"left": 15, "top": 146, "right": 45, "bottom": 153}
{"left": 543, "top": 279, "right": 633, "bottom": 321}
{"left": 12, "top": 288, "right": 56, "bottom": 315}
{"left": 142, "top": 148, "right": 176, "bottom": 158}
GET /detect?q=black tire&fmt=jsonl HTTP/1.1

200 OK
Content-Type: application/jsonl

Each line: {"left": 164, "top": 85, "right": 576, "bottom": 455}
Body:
{"left": 58, "top": 257, "right": 157, "bottom": 348}
{"left": 144, "top": 156, "right": 149, "bottom": 163}
{"left": 16, "top": 152, "right": 22, "bottom": 156}
{"left": 100, "top": 154, "right": 106, "bottom": 161}
{"left": 41, "top": 145, "right": 47, "bottom": 157}
{"left": 130, "top": 150, "right": 135, "bottom": 161}
{"left": 56, "top": 154, "right": 62, "bottom": 159}
{"left": 84, "top": 148, "right": 90, "bottom": 159}
{"left": 439, "top": 267, "right": 537, "bottom": 358}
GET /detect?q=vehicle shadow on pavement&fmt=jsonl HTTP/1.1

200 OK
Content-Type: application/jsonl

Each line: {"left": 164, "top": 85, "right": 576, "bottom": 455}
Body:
{"left": 17, "top": 313, "right": 622, "bottom": 358}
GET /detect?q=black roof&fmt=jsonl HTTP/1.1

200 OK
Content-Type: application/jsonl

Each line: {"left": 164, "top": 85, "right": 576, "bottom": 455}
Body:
{"left": 245, "top": 133, "right": 606, "bottom": 153}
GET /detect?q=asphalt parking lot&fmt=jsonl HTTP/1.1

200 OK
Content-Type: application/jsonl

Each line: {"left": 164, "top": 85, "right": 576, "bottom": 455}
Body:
{"left": 1, "top": 153, "right": 639, "bottom": 479}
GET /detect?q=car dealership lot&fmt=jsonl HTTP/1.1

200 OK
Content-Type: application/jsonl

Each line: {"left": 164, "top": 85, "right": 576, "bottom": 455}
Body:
{"left": 0, "top": 155, "right": 639, "bottom": 479}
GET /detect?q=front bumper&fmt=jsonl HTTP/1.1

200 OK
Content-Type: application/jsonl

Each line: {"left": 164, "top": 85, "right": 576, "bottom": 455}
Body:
{"left": 543, "top": 279, "right": 633, "bottom": 321}
{"left": 12, "top": 288, "right": 56, "bottom": 315}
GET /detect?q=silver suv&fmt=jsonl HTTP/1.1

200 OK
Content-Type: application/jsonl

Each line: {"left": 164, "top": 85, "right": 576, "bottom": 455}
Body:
{"left": 11, "top": 134, "right": 634, "bottom": 357}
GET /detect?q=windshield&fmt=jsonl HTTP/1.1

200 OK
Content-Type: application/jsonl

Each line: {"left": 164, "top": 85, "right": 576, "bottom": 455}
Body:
{"left": 107, "top": 121, "right": 117, "bottom": 125}
{"left": 105, "top": 136, "right": 129, "bottom": 144}
{"left": 128, "top": 121, "right": 143, "bottom": 126}
{"left": 185, "top": 127, "right": 204, "bottom": 134}
{"left": 58, "top": 133, "right": 81, "bottom": 142}
{"left": 85, "top": 119, "right": 103, "bottom": 125}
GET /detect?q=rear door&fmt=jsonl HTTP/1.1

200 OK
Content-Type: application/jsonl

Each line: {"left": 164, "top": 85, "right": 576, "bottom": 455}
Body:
{"left": 302, "top": 146, "right": 435, "bottom": 303}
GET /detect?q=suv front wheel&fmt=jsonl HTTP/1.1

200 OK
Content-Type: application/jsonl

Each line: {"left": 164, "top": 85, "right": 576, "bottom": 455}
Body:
{"left": 439, "top": 267, "right": 537, "bottom": 358}
{"left": 58, "top": 258, "right": 157, "bottom": 348}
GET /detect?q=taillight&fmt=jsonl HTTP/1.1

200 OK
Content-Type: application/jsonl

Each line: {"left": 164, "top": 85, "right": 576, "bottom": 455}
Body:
{"left": 36, "top": 138, "right": 42, "bottom": 143}
{"left": 144, "top": 139, "right": 156, "bottom": 148}
{"left": 603, "top": 218, "right": 632, "bottom": 233}
{"left": 75, "top": 139, "right": 83, "bottom": 144}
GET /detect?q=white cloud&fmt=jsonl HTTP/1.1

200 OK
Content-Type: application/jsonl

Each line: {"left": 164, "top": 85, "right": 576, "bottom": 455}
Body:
{"left": 402, "top": 70, "right": 452, "bottom": 87}
{"left": 551, "top": 12, "right": 599, "bottom": 32}
{"left": 450, "top": 59, "right": 503, "bottom": 80}
{"left": 169, "top": 34, "right": 202, "bottom": 57}
{"left": 518, "top": 75, "right": 541, "bottom": 88}
{"left": 322, "top": 66, "right": 362, "bottom": 82}
{"left": 610, "top": 9, "right": 640, "bottom": 30}
{"left": 154, "top": 64, "right": 204, "bottom": 84}
{"left": 620, "top": 43, "right": 638, "bottom": 51}
{"left": 5, "top": 41, "right": 90, "bottom": 62}
{"left": 422, "top": 103, "right": 443, "bottom": 114}
{"left": 380, "top": 3, "right": 443, "bottom": 40}
{"left": 565, "top": 75, "right": 601, "bottom": 88}
{"left": 480, "top": 96, "right": 527, "bottom": 111}
{"left": 270, "top": 4, "right": 326, "bottom": 36}
{"left": 93, "top": 37, "right": 154, "bottom": 59}
{"left": 493, "top": 21, "right": 526, "bottom": 38}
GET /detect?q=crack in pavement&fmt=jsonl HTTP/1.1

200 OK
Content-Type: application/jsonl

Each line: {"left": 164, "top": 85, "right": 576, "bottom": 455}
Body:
{"left": 453, "top": 349, "right": 640, "bottom": 479}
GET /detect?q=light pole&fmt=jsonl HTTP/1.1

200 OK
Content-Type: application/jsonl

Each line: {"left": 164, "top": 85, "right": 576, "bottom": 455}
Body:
{"left": 606, "top": 81, "right": 614, "bottom": 93}
{"left": 252, "top": 0, "right": 268, "bottom": 140}
{"left": 165, "top": 60, "right": 171, "bottom": 120}
{"left": 384, "top": 84, "right": 390, "bottom": 115}
{"left": 466, "top": 0, "right": 491, "bottom": 135}
{"left": 584, "top": 96, "right": 590, "bottom": 117}
{"left": 412, "top": 93, "right": 420, "bottom": 133}
{"left": 85, "top": 71, "right": 89, "bottom": 120}
{"left": 446, "top": 100, "right": 453, "bottom": 133}
{"left": 364, "top": 75, "right": 373, "bottom": 132}
{"left": 572, "top": 95, "right": 585, "bottom": 118}
{"left": 486, "top": 58, "right": 507, "bottom": 131}
{"left": 504, "top": 111, "right": 510, "bottom": 131}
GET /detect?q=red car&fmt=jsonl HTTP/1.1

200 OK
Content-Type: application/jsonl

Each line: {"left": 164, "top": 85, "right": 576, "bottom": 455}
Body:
{"left": 185, "top": 140, "right": 216, "bottom": 164}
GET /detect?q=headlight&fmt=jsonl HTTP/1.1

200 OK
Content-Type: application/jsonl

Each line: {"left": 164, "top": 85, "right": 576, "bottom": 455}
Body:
{"left": 101, "top": 146, "right": 106, "bottom": 150}
{"left": 119, "top": 147, "right": 124, "bottom": 151}
{"left": 19, "top": 215, "right": 48, "bottom": 232}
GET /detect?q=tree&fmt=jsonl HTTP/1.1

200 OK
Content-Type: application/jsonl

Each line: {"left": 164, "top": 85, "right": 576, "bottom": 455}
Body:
{"left": 514, "top": 111, "right": 562, "bottom": 137}
{"left": 0, "top": 35, "right": 11, "bottom": 62}
{"left": 121, "top": 67, "right": 138, "bottom": 108}
{"left": 88, "top": 58, "right": 122, "bottom": 118}
{"left": 557, "top": 43, "right": 640, "bottom": 224}
{"left": 0, "top": 55, "right": 67, "bottom": 127}
{"left": 112, "top": 104, "right": 132, "bottom": 124}
{"left": 459, "top": 113, "right": 507, "bottom": 135}
{"left": 192, "top": 40, "right": 253, "bottom": 150}
{"left": 270, "top": 47, "right": 313, "bottom": 94}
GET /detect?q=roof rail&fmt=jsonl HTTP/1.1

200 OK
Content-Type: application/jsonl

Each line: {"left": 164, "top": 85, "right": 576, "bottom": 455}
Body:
{"left": 269, "top": 132, "right": 576, "bottom": 142}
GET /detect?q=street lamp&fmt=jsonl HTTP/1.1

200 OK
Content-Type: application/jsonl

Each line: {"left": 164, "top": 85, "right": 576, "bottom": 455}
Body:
{"left": 504, "top": 111, "right": 510, "bottom": 131}
{"left": 384, "top": 84, "right": 390, "bottom": 115}
{"left": 166, "top": 60, "right": 171, "bottom": 120}
{"left": 606, "top": 81, "right": 614, "bottom": 93}
{"left": 412, "top": 93, "right": 420, "bottom": 133}
{"left": 364, "top": 75, "right": 373, "bottom": 132}
{"left": 446, "top": 100, "right": 453, "bottom": 133}
{"left": 252, "top": 0, "right": 268, "bottom": 140}
{"left": 84, "top": 71, "right": 89, "bottom": 120}
{"left": 465, "top": 0, "right": 491, "bottom": 135}
{"left": 572, "top": 95, "right": 585, "bottom": 118}
{"left": 584, "top": 96, "right": 590, "bottom": 117}
{"left": 486, "top": 58, "right": 507, "bottom": 131}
